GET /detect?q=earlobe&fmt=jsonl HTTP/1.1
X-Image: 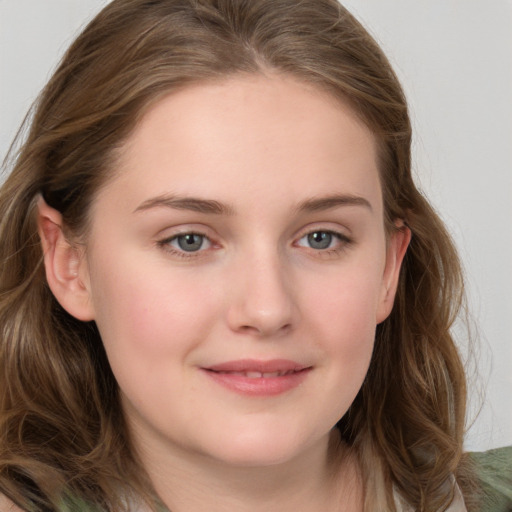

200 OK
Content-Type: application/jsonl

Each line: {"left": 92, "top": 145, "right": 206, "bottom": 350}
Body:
{"left": 376, "top": 222, "right": 411, "bottom": 324}
{"left": 37, "top": 195, "right": 95, "bottom": 321}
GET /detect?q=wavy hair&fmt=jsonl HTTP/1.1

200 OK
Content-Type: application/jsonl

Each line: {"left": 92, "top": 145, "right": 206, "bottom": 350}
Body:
{"left": 0, "top": 0, "right": 473, "bottom": 510}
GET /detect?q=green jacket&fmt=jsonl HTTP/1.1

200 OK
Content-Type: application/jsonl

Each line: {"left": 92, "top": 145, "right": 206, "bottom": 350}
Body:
{"left": 470, "top": 445, "right": 512, "bottom": 512}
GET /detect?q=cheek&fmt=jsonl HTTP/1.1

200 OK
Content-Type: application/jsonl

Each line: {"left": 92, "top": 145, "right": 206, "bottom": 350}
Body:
{"left": 88, "top": 252, "right": 221, "bottom": 369}
{"left": 304, "top": 259, "right": 384, "bottom": 338}
{"left": 321, "top": 284, "right": 377, "bottom": 377}
{"left": 301, "top": 261, "right": 383, "bottom": 401}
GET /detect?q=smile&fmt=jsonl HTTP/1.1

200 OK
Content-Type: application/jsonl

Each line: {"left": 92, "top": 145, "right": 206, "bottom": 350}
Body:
{"left": 202, "top": 359, "right": 312, "bottom": 396}
{"left": 213, "top": 370, "right": 299, "bottom": 378}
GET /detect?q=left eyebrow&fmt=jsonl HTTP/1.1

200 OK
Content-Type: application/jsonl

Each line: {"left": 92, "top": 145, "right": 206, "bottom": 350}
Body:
{"left": 296, "top": 194, "right": 373, "bottom": 213}
{"left": 133, "top": 194, "right": 234, "bottom": 215}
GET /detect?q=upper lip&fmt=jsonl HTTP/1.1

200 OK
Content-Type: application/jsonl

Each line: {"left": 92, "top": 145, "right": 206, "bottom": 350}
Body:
{"left": 204, "top": 359, "right": 310, "bottom": 374}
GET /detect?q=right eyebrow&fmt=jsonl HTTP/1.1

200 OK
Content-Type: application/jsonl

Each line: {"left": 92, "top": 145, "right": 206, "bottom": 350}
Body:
{"left": 133, "top": 194, "right": 235, "bottom": 215}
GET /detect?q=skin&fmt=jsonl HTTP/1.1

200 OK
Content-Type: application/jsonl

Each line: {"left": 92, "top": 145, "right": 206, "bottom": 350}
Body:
{"left": 0, "top": 494, "right": 23, "bottom": 512}
{"left": 38, "top": 73, "right": 410, "bottom": 512}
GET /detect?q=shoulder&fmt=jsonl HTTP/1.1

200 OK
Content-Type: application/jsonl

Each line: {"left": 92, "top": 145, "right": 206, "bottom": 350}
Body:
{"left": 0, "top": 494, "right": 24, "bottom": 512}
{"left": 469, "top": 445, "right": 512, "bottom": 512}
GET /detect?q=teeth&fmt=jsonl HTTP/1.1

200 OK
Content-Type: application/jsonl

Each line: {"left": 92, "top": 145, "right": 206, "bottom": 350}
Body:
{"left": 245, "top": 371, "right": 282, "bottom": 378}
{"left": 217, "top": 370, "right": 294, "bottom": 378}
{"left": 246, "top": 371, "right": 263, "bottom": 378}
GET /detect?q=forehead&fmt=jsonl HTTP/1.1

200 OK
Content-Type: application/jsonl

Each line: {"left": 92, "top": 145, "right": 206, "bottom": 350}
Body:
{"left": 95, "top": 73, "right": 381, "bottom": 216}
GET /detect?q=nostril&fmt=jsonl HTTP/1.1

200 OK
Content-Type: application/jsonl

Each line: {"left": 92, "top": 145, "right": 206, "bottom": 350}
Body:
{"left": 238, "top": 322, "right": 292, "bottom": 336}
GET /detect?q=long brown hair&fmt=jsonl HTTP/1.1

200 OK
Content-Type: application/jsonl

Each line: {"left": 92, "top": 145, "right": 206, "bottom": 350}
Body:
{"left": 0, "top": 1, "right": 472, "bottom": 510}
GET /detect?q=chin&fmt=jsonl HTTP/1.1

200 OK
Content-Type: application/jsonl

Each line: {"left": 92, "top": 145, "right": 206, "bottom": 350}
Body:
{"left": 218, "top": 449, "right": 294, "bottom": 468}
{"left": 200, "top": 427, "right": 323, "bottom": 468}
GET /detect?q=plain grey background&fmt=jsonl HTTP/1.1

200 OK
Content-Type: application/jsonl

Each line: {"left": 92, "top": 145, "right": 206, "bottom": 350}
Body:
{"left": 1, "top": 0, "right": 511, "bottom": 451}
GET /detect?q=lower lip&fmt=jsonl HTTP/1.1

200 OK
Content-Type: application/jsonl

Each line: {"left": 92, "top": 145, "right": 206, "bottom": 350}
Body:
{"left": 202, "top": 368, "right": 311, "bottom": 397}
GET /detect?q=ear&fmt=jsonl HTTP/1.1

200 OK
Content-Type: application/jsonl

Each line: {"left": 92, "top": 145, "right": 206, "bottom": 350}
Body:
{"left": 376, "top": 221, "right": 411, "bottom": 324}
{"left": 37, "top": 195, "right": 95, "bottom": 321}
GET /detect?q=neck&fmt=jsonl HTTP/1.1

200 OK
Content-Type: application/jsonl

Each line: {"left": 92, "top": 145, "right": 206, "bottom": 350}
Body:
{"left": 136, "top": 430, "right": 362, "bottom": 512}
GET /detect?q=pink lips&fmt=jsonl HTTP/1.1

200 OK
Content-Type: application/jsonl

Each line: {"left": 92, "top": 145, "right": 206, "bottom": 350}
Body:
{"left": 202, "top": 359, "right": 311, "bottom": 397}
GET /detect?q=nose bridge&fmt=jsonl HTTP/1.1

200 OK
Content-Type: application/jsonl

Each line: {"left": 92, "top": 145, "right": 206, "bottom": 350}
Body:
{"left": 227, "top": 242, "right": 297, "bottom": 337}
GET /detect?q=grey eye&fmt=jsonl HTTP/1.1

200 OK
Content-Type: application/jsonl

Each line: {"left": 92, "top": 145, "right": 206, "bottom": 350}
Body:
{"left": 175, "top": 234, "right": 206, "bottom": 252}
{"left": 306, "top": 231, "right": 334, "bottom": 250}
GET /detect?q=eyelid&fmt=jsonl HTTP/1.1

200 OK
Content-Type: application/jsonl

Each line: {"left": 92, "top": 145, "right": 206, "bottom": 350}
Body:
{"left": 155, "top": 225, "right": 220, "bottom": 259}
{"left": 293, "top": 222, "right": 352, "bottom": 242}
{"left": 154, "top": 223, "right": 353, "bottom": 259}
{"left": 292, "top": 224, "right": 353, "bottom": 255}
{"left": 169, "top": 233, "right": 212, "bottom": 251}
{"left": 296, "top": 230, "right": 349, "bottom": 246}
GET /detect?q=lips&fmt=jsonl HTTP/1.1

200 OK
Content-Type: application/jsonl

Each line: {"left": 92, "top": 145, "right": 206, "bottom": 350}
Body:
{"left": 214, "top": 370, "right": 298, "bottom": 378}
{"left": 202, "top": 359, "right": 311, "bottom": 396}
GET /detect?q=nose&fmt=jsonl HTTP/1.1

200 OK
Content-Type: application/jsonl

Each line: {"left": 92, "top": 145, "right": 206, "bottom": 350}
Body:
{"left": 226, "top": 251, "right": 298, "bottom": 338}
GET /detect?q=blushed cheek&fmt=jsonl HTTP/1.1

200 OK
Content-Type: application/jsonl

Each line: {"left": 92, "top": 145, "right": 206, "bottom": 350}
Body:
{"left": 328, "top": 300, "right": 376, "bottom": 412}
{"left": 95, "top": 268, "right": 221, "bottom": 359}
{"left": 310, "top": 272, "right": 381, "bottom": 327}
{"left": 330, "top": 314, "right": 375, "bottom": 377}
{"left": 307, "top": 272, "right": 380, "bottom": 366}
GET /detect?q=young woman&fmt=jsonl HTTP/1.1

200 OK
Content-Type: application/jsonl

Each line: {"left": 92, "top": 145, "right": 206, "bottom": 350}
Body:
{"left": 0, "top": 1, "right": 509, "bottom": 511}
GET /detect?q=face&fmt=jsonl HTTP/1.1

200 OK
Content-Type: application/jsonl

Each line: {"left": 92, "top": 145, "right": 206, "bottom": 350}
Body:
{"left": 73, "top": 74, "right": 407, "bottom": 469}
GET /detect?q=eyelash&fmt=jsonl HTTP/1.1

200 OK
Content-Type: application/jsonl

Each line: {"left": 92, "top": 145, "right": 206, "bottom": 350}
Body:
{"left": 156, "top": 229, "right": 352, "bottom": 259}
{"left": 156, "top": 232, "right": 212, "bottom": 259}
{"left": 295, "top": 229, "right": 352, "bottom": 257}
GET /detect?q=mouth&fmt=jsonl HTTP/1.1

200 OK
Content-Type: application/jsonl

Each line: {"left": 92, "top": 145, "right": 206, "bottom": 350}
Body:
{"left": 201, "top": 359, "right": 312, "bottom": 396}
{"left": 210, "top": 369, "right": 302, "bottom": 378}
